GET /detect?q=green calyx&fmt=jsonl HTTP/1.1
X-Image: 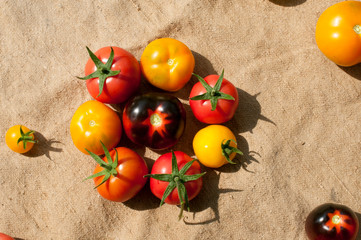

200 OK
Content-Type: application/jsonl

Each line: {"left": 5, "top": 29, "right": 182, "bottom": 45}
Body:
{"left": 190, "top": 69, "right": 235, "bottom": 111}
{"left": 221, "top": 139, "right": 243, "bottom": 164}
{"left": 17, "top": 126, "right": 36, "bottom": 149}
{"left": 77, "top": 47, "right": 120, "bottom": 97}
{"left": 84, "top": 141, "right": 118, "bottom": 189}
{"left": 144, "top": 151, "right": 206, "bottom": 220}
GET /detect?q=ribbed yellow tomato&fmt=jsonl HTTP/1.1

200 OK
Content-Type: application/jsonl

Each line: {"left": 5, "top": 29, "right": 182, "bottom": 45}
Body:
{"left": 140, "top": 38, "right": 195, "bottom": 91}
{"left": 315, "top": 1, "right": 361, "bottom": 66}
{"left": 70, "top": 100, "right": 122, "bottom": 155}
{"left": 5, "top": 125, "right": 35, "bottom": 154}
{"left": 193, "top": 125, "right": 242, "bottom": 168}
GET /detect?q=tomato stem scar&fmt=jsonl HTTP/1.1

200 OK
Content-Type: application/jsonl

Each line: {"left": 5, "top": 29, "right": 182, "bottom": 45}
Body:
{"left": 167, "top": 59, "right": 174, "bottom": 65}
{"left": 354, "top": 25, "right": 361, "bottom": 34}
{"left": 150, "top": 113, "right": 162, "bottom": 126}
{"left": 89, "top": 120, "right": 96, "bottom": 126}
{"left": 332, "top": 214, "right": 341, "bottom": 224}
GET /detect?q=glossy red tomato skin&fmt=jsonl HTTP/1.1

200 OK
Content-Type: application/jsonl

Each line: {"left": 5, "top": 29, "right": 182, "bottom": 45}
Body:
{"left": 305, "top": 203, "right": 359, "bottom": 240}
{"left": 85, "top": 46, "right": 141, "bottom": 104}
{"left": 122, "top": 93, "right": 186, "bottom": 150}
{"left": 189, "top": 75, "right": 238, "bottom": 124}
{"left": 149, "top": 151, "right": 203, "bottom": 205}
{"left": 93, "top": 147, "right": 148, "bottom": 202}
{"left": 0, "top": 233, "right": 14, "bottom": 240}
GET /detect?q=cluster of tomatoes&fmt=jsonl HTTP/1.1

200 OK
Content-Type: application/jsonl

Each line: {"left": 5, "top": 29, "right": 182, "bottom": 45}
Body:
{"left": 68, "top": 37, "right": 242, "bottom": 219}
{"left": 3, "top": 0, "right": 360, "bottom": 238}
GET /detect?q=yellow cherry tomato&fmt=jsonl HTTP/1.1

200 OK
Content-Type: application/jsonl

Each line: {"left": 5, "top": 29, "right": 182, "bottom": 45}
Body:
{"left": 315, "top": 1, "right": 361, "bottom": 66}
{"left": 70, "top": 100, "right": 122, "bottom": 155}
{"left": 193, "top": 125, "right": 242, "bottom": 168}
{"left": 5, "top": 125, "right": 35, "bottom": 153}
{"left": 140, "top": 38, "right": 195, "bottom": 91}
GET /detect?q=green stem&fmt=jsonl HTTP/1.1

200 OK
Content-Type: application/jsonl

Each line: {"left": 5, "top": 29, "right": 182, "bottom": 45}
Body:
{"left": 145, "top": 151, "right": 205, "bottom": 221}
{"left": 178, "top": 203, "right": 185, "bottom": 221}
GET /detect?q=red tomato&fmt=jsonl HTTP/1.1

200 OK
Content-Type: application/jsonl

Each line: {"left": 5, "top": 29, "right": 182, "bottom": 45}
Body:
{"left": 79, "top": 46, "right": 141, "bottom": 104}
{"left": 85, "top": 142, "right": 148, "bottom": 202}
{"left": 146, "top": 151, "right": 205, "bottom": 219}
{"left": 305, "top": 203, "right": 359, "bottom": 240}
{"left": 0, "top": 233, "right": 14, "bottom": 240}
{"left": 189, "top": 70, "right": 238, "bottom": 124}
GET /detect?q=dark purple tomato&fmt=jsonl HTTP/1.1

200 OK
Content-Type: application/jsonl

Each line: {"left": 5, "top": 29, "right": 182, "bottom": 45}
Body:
{"left": 122, "top": 92, "right": 186, "bottom": 150}
{"left": 305, "top": 203, "right": 359, "bottom": 240}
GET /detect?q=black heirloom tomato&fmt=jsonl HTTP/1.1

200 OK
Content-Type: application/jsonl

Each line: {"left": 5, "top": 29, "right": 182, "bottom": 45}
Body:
{"left": 305, "top": 203, "right": 359, "bottom": 240}
{"left": 122, "top": 92, "right": 186, "bottom": 150}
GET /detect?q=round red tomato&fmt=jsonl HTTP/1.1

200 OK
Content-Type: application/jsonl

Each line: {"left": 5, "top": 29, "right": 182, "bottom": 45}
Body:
{"left": 0, "top": 233, "right": 14, "bottom": 240}
{"left": 189, "top": 70, "right": 238, "bottom": 124}
{"left": 146, "top": 151, "right": 205, "bottom": 219}
{"left": 70, "top": 100, "right": 122, "bottom": 155}
{"left": 79, "top": 46, "right": 141, "bottom": 104}
{"left": 85, "top": 142, "right": 148, "bottom": 202}
{"left": 122, "top": 93, "right": 186, "bottom": 150}
{"left": 305, "top": 203, "right": 359, "bottom": 240}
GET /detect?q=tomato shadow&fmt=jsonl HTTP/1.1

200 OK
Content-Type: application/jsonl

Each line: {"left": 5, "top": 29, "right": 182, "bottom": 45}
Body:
{"left": 14, "top": 238, "right": 25, "bottom": 240}
{"left": 356, "top": 212, "right": 361, "bottom": 240}
{"left": 182, "top": 168, "right": 243, "bottom": 225}
{"left": 338, "top": 63, "right": 361, "bottom": 81}
{"left": 23, "top": 131, "right": 63, "bottom": 160}
{"left": 269, "top": 0, "right": 306, "bottom": 7}
{"left": 229, "top": 89, "right": 276, "bottom": 134}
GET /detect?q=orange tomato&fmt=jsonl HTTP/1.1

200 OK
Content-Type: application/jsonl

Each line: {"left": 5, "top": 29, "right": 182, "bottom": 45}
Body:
{"left": 140, "top": 38, "right": 195, "bottom": 91}
{"left": 86, "top": 144, "right": 148, "bottom": 202}
{"left": 70, "top": 100, "right": 122, "bottom": 155}
{"left": 315, "top": 1, "right": 361, "bottom": 66}
{"left": 5, "top": 125, "right": 35, "bottom": 154}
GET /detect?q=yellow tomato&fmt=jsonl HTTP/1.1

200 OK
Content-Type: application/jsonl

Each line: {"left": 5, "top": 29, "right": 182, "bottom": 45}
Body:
{"left": 70, "top": 100, "right": 122, "bottom": 155}
{"left": 140, "top": 38, "right": 195, "bottom": 91}
{"left": 5, "top": 125, "right": 35, "bottom": 153}
{"left": 193, "top": 125, "right": 242, "bottom": 168}
{"left": 315, "top": 1, "right": 361, "bottom": 66}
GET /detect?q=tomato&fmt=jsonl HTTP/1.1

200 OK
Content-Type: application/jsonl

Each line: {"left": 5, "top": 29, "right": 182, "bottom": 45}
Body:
{"left": 85, "top": 142, "right": 148, "bottom": 202}
{"left": 122, "top": 93, "right": 186, "bottom": 150}
{"left": 315, "top": 1, "right": 361, "bottom": 67}
{"left": 0, "top": 233, "right": 14, "bottom": 240}
{"left": 140, "top": 38, "right": 195, "bottom": 91}
{"left": 70, "top": 100, "right": 122, "bottom": 155}
{"left": 78, "top": 46, "right": 141, "bottom": 103}
{"left": 5, "top": 125, "right": 36, "bottom": 154}
{"left": 189, "top": 70, "right": 238, "bottom": 124}
{"left": 193, "top": 125, "right": 243, "bottom": 168}
{"left": 305, "top": 203, "right": 359, "bottom": 240}
{"left": 145, "top": 151, "right": 205, "bottom": 219}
